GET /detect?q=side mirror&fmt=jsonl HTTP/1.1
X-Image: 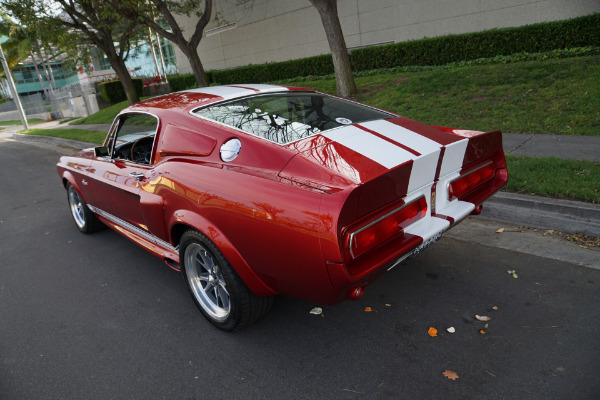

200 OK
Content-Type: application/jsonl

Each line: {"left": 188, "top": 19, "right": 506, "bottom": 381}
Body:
{"left": 94, "top": 146, "right": 109, "bottom": 157}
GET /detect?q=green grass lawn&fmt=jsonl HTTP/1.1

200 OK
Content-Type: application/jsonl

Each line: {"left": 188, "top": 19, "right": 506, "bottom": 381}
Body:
{"left": 22, "top": 128, "right": 106, "bottom": 144}
{"left": 505, "top": 156, "right": 599, "bottom": 203}
{"left": 73, "top": 100, "right": 129, "bottom": 125}
{"left": 289, "top": 55, "right": 600, "bottom": 136}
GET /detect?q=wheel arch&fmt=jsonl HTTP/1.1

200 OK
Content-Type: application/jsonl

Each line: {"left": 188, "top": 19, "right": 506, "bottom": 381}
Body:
{"left": 167, "top": 210, "right": 278, "bottom": 297}
{"left": 61, "top": 171, "right": 90, "bottom": 203}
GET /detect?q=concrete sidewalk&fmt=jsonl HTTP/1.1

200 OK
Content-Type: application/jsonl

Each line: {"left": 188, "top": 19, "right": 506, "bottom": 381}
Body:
{"left": 503, "top": 132, "right": 600, "bottom": 162}
{"left": 2, "top": 120, "right": 599, "bottom": 236}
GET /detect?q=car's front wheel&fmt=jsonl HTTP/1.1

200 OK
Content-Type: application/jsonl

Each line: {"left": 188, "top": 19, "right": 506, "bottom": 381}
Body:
{"left": 180, "top": 230, "right": 273, "bottom": 331}
{"left": 66, "top": 183, "right": 103, "bottom": 233}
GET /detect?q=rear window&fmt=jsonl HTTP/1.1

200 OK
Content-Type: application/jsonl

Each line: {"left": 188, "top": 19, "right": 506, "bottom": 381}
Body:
{"left": 192, "top": 92, "right": 394, "bottom": 144}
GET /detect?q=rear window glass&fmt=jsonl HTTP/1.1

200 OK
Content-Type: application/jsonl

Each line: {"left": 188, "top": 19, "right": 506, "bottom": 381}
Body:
{"left": 192, "top": 92, "right": 394, "bottom": 144}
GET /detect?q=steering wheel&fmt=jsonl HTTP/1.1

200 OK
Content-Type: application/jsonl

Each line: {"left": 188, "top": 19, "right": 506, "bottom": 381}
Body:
{"left": 130, "top": 136, "right": 154, "bottom": 164}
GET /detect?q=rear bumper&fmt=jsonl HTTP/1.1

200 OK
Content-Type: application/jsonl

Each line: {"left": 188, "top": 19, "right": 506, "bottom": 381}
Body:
{"left": 323, "top": 195, "right": 492, "bottom": 304}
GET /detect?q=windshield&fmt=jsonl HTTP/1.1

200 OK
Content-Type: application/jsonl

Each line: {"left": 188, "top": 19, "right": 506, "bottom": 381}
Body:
{"left": 192, "top": 92, "right": 394, "bottom": 145}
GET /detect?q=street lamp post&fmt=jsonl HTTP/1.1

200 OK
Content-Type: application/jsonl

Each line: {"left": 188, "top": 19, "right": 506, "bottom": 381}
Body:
{"left": 0, "top": 41, "right": 29, "bottom": 131}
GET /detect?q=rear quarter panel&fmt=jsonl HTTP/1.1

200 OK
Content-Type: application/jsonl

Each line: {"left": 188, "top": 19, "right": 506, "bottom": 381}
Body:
{"left": 156, "top": 159, "right": 340, "bottom": 302}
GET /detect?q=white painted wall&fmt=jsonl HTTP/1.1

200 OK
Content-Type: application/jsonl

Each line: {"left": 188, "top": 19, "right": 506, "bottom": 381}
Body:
{"left": 173, "top": 0, "right": 600, "bottom": 74}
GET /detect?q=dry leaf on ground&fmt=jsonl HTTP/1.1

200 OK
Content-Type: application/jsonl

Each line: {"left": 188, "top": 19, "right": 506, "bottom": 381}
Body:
{"left": 475, "top": 315, "right": 491, "bottom": 321}
{"left": 507, "top": 269, "right": 518, "bottom": 278}
{"left": 496, "top": 228, "right": 505, "bottom": 233}
{"left": 364, "top": 307, "right": 373, "bottom": 312}
{"left": 442, "top": 370, "right": 459, "bottom": 380}
{"left": 491, "top": 306, "right": 499, "bottom": 311}
{"left": 428, "top": 327, "right": 438, "bottom": 337}
{"left": 480, "top": 329, "right": 486, "bottom": 334}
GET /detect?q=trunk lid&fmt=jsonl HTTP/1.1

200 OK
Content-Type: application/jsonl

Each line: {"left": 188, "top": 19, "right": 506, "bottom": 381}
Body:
{"left": 280, "top": 117, "right": 470, "bottom": 216}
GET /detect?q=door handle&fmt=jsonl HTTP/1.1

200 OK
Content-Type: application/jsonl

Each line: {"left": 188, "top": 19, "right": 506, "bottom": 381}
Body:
{"left": 129, "top": 172, "right": 144, "bottom": 181}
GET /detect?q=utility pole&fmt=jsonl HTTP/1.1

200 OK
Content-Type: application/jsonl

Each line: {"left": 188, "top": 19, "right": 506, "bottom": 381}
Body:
{"left": 0, "top": 41, "right": 29, "bottom": 130}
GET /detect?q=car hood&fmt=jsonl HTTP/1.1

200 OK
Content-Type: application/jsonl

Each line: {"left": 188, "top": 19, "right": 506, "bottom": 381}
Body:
{"left": 279, "top": 116, "right": 469, "bottom": 194}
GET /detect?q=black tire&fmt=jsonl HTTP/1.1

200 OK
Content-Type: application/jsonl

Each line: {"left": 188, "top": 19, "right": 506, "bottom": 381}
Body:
{"left": 66, "top": 183, "right": 104, "bottom": 233}
{"left": 180, "top": 229, "right": 273, "bottom": 331}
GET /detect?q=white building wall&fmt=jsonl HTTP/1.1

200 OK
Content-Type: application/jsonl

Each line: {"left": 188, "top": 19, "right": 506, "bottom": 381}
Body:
{"left": 173, "top": 0, "right": 600, "bottom": 74}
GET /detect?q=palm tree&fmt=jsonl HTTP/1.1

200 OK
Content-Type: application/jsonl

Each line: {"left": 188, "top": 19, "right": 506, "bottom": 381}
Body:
{"left": 0, "top": 12, "right": 54, "bottom": 96}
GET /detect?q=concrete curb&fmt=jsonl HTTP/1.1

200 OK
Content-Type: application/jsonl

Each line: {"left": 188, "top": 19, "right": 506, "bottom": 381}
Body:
{"left": 482, "top": 191, "right": 600, "bottom": 237}
{"left": 12, "top": 132, "right": 91, "bottom": 150}
{"left": 10, "top": 133, "right": 600, "bottom": 237}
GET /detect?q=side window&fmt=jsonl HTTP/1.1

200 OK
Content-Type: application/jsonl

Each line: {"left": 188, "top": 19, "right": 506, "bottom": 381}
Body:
{"left": 109, "top": 113, "right": 159, "bottom": 164}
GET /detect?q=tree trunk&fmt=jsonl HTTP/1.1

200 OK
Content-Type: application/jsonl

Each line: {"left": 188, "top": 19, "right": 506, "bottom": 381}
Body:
{"left": 154, "top": 32, "right": 168, "bottom": 82}
{"left": 147, "top": 27, "right": 161, "bottom": 78}
{"left": 150, "top": 6, "right": 168, "bottom": 82}
{"left": 184, "top": 46, "right": 209, "bottom": 88}
{"left": 107, "top": 52, "right": 139, "bottom": 104}
{"left": 35, "top": 44, "right": 55, "bottom": 95}
{"left": 43, "top": 51, "right": 58, "bottom": 90}
{"left": 309, "top": 0, "right": 356, "bottom": 98}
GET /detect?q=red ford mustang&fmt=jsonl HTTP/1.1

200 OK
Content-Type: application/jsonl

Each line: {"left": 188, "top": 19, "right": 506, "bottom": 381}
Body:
{"left": 57, "top": 84, "right": 508, "bottom": 331}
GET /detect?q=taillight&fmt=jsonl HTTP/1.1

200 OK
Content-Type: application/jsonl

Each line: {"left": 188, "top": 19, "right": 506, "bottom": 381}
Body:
{"left": 448, "top": 162, "right": 495, "bottom": 200}
{"left": 348, "top": 196, "right": 427, "bottom": 259}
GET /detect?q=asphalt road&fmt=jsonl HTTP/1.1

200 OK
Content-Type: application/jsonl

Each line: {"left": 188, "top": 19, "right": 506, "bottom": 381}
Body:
{"left": 1, "top": 138, "right": 599, "bottom": 400}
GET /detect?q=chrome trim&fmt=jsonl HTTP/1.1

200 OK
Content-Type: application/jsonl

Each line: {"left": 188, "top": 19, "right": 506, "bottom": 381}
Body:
{"left": 129, "top": 172, "right": 145, "bottom": 181}
{"left": 87, "top": 204, "right": 178, "bottom": 254}
{"left": 446, "top": 161, "right": 494, "bottom": 198}
{"left": 348, "top": 195, "right": 426, "bottom": 259}
{"left": 387, "top": 252, "right": 412, "bottom": 271}
{"left": 188, "top": 90, "right": 396, "bottom": 147}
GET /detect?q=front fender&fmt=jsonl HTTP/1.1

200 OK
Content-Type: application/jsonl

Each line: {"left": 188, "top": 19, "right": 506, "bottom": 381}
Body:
{"left": 59, "top": 170, "right": 90, "bottom": 202}
{"left": 167, "top": 209, "right": 278, "bottom": 297}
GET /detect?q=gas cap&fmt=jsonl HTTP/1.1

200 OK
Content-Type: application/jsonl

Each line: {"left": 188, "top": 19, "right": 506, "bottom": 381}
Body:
{"left": 220, "top": 138, "right": 241, "bottom": 162}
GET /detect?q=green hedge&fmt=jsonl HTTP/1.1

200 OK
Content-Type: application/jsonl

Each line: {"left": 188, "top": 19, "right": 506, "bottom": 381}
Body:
{"left": 99, "top": 78, "right": 144, "bottom": 103}
{"left": 167, "top": 13, "right": 598, "bottom": 90}
{"left": 211, "top": 54, "right": 333, "bottom": 84}
{"left": 168, "top": 74, "right": 199, "bottom": 91}
{"left": 273, "top": 47, "right": 600, "bottom": 84}
{"left": 351, "top": 13, "right": 600, "bottom": 70}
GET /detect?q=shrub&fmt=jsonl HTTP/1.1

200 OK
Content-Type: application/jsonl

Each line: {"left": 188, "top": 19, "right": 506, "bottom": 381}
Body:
{"left": 350, "top": 13, "right": 600, "bottom": 70}
{"left": 99, "top": 78, "right": 144, "bottom": 103}
{"left": 168, "top": 73, "right": 198, "bottom": 91}
{"left": 210, "top": 54, "right": 333, "bottom": 84}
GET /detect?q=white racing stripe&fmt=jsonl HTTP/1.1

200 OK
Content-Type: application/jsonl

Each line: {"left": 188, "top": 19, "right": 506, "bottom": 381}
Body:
{"left": 186, "top": 85, "right": 288, "bottom": 100}
{"left": 404, "top": 214, "right": 450, "bottom": 241}
{"left": 407, "top": 151, "right": 440, "bottom": 192}
{"left": 322, "top": 125, "right": 415, "bottom": 169}
{"left": 185, "top": 86, "right": 256, "bottom": 100}
{"left": 360, "top": 120, "right": 443, "bottom": 192}
{"left": 227, "top": 84, "right": 288, "bottom": 93}
{"left": 439, "top": 138, "right": 469, "bottom": 177}
{"left": 439, "top": 200, "right": 475, "bottom": 221}
{"left": 360, "top": 120, "right": 442, "bottom": 155}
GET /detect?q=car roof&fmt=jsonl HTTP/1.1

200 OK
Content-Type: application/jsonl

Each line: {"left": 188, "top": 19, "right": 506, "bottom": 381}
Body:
{"left": 129, "top": 84, "right": 311, "bottom": 113}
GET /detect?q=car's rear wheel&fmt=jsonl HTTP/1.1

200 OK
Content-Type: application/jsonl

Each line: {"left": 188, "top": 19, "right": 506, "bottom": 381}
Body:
{"left": 180, "top": 230, "right": 273, "bottom": 331}
{"left": 67, "top": 183, "right": 103, "bottom": 233}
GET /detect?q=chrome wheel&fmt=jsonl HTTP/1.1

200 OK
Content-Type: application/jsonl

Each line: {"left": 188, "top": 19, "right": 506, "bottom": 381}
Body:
{"left": 184, "top": 242, "right": 231, "bottom": 322}
{"left": 68, "top": 185, "right": 86, "bottom": 229}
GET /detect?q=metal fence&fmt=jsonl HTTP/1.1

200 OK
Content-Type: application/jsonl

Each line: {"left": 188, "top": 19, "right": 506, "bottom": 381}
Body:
{"left": 0, "top": 83, "right": 100, "bottom": 122}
